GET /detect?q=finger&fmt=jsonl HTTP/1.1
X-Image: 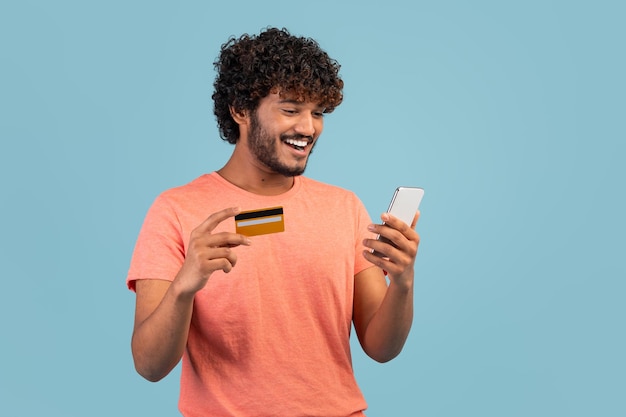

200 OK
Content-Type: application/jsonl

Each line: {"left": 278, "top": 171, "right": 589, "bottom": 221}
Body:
{"left": 410, "top": 210, "right": 420, "bottom": 229}
{"left": 378, "top": 213, "right": 419, "bottom": 242}
{"left": 368, "top": 223, "right": 415, "bottom": 251}
{"left": 202, "top": 256, "right": 237, "bottom": 275}
{"left": 365, "top": 226, "right": 418, "bottom": 263}
{"left": 364, "top": 236, "right": 389, "bottom": 259}
{"left": 196, "top": 207, "right": 241, "bottom": 234}
{"left": 363, "top": 243, "right": 414, "bottom": 277}
{"left": 362, "top": 248, "right": 394, "bottom": 272}
{"left": 207, "top": 247, "right": 239, "bottom": 270}
{"left": 366, "top": 224, "right": 398, "bottom": 257}
{"left": 365, "top": 234, "right": 405, "bottom": 262}
{"left": 381, "top": 212, "right": 413, "bottom": 233}
{"left": 191, "top": 246, "right": 239, "bottom": 276}
{"left": 207, "top": 231, "right": 252, "bottom": 248}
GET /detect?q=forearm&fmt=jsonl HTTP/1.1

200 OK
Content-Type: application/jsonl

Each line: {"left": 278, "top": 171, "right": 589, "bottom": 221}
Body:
{"left": 362, "top": 278, "right": 414, "bottom": 363}
{"left": 131, "top": 282, "right": 195, "bottom": 382}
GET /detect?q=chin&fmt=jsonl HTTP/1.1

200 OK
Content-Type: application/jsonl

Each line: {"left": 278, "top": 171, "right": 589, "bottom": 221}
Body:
{"left": 275, "top": 165, "right": 306, "bottom": 177}
{"left": 272, "top": 159, "right": 308, "bottom": 177}
{"left": 282, "top": 169, "right": 305, "bottom": 177}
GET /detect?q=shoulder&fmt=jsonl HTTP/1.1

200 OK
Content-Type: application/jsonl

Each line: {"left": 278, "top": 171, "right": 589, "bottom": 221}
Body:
{"left": 152, "top": 173, "right": 220, "bottom": 206}
{"left": 140, "top": 174, "right": 217, "bottom": 222}
{"left": 158, "top": 173, "right": 213, "bottom": 197}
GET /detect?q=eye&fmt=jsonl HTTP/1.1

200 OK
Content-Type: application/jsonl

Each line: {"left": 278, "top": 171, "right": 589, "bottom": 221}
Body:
{"left": 282, "top": 109, "right": 298, "bottom": 115}
{"left": 312, "top": 111, "right": 325, "bottom": 119}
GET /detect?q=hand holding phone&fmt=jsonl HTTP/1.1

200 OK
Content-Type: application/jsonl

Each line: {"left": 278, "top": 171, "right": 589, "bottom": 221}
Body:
{"left": 372, "top": 186, "right": 424, "bottom": 257}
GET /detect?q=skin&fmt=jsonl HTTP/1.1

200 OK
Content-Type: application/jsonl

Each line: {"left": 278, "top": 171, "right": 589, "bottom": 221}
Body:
{"left": 131, "top": 92, "right": 420, "bottom": 381}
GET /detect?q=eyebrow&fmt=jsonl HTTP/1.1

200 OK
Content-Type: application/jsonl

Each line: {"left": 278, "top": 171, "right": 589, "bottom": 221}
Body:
{"left": 278, "top": 99, "right": 304, "bottom": 105}
{"left": 278, "top": 99, "right": 325, "bottom": 110}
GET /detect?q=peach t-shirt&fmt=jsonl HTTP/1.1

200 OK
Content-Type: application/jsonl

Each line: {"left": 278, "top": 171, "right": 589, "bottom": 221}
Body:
{"left": 127, "top": 173, "right": 375, "bottom": 416}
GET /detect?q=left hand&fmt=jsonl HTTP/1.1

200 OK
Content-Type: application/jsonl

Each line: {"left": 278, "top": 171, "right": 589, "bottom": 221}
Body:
{"left": 363, "top": 211, "right": 420, "bottom": 287}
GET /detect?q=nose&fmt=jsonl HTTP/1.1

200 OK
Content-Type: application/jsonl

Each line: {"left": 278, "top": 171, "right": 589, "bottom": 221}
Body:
{"left": 294, "top": 113, "right": 320, "bottom": 137}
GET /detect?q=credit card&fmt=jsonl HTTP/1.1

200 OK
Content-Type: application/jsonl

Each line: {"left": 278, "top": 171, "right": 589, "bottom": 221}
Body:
{"left": 235, "top": 206, "right": 285, "bottom": 236}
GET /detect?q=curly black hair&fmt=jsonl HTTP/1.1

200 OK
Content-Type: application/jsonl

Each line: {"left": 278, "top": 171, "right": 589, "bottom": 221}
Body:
{"left": 212, "top": 27, "right": 344, "bottom": 144}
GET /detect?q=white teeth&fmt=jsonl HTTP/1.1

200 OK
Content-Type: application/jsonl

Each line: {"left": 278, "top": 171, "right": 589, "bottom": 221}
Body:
{"left": 284, "top": 139, "right": 308, "bottom": 147}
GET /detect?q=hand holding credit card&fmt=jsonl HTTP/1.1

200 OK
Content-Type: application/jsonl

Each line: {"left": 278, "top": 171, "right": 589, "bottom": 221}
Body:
{"left": 235, "top": 206, "right": 285, "bottom": 236}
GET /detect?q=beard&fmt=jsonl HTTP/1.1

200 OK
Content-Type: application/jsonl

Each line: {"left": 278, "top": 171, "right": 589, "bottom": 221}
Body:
{"left": 248, "top": 111, "right": 315, "bottom": 177}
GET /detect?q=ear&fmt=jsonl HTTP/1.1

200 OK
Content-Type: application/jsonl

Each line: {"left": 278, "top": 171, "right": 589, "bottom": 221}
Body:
{"left": 229, "top": 106, "right": 249, "bottom": 125}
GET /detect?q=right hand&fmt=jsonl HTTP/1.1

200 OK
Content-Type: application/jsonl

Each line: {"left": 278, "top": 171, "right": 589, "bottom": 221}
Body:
{"left": 173, "top": 207, "right": 251, "bottom": 296}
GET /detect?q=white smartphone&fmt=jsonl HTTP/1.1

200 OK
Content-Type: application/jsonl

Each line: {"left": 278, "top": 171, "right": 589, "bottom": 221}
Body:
{"left": 373, "top": 186, "right": 424, "bottom": 257}
{"left": 385, "top": 186, "right": 424, "bottom": 226}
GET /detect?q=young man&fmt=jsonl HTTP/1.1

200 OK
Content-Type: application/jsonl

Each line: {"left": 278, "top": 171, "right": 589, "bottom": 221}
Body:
{"left": 127, "top": 27, "right": 420, "bottom": 416}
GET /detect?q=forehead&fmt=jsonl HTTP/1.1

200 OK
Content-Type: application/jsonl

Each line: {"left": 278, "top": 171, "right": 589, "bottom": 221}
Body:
{"left": 265, "top": 90, "right": 325, "bottom": 108}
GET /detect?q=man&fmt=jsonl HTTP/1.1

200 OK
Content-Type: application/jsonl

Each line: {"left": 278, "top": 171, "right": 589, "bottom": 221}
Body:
{"left": 127, "top": 27, "right": 420, "bottom": 416}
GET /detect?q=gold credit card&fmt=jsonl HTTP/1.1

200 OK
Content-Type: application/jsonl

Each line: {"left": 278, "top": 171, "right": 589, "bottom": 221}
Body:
{"left": 235, "top": 206, "right": 285, "bottom": 236}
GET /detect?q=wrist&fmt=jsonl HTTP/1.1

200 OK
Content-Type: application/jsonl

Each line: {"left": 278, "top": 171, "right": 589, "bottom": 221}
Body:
{"left": 171, "top": 273, "right": 200, "bottom": 303}
{"left": 388, "top": 272, "right": 414, "bottom": 294}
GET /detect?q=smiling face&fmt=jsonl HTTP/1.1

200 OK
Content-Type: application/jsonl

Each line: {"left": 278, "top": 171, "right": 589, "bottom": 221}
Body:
{"left": 213, "top": 28, "right": 343, "bottom": 145}
{"left": 245, "top": 92, "right": 325, "bottom": 177}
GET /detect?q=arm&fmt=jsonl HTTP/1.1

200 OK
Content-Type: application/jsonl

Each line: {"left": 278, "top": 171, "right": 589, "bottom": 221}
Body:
{"left": 131, "top": 279, "right": 193, "bottom": 382}
{"left": 131, "top": 207, "right": 251, "bottom": 382}
{"left": 353, "top": 212, "right": 420, "bottom": 363}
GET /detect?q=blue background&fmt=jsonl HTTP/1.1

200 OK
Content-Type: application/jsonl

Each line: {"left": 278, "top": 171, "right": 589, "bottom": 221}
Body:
{"left": 1, "top": 1, "right": 624, "bottom": 416}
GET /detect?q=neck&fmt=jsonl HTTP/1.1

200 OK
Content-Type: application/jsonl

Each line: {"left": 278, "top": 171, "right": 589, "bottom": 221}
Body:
{"left": 217, "top": 157, "right": 295, "bottom": 196}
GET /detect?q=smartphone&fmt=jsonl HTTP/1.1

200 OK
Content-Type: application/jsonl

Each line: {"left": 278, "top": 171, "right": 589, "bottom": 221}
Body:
{"left": 373, "top": 186, "right": 424, "bottom": 257}
{"left": 385, "top": 186, "right": 424, "bottom": 226}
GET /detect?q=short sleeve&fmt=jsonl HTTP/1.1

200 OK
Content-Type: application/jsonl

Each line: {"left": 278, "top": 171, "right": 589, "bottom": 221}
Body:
{"left": 126, "top": 194, "right": 186, "bottom": 291}
{"left": 353, "top": 196, "right": 376, "bottom": 276}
